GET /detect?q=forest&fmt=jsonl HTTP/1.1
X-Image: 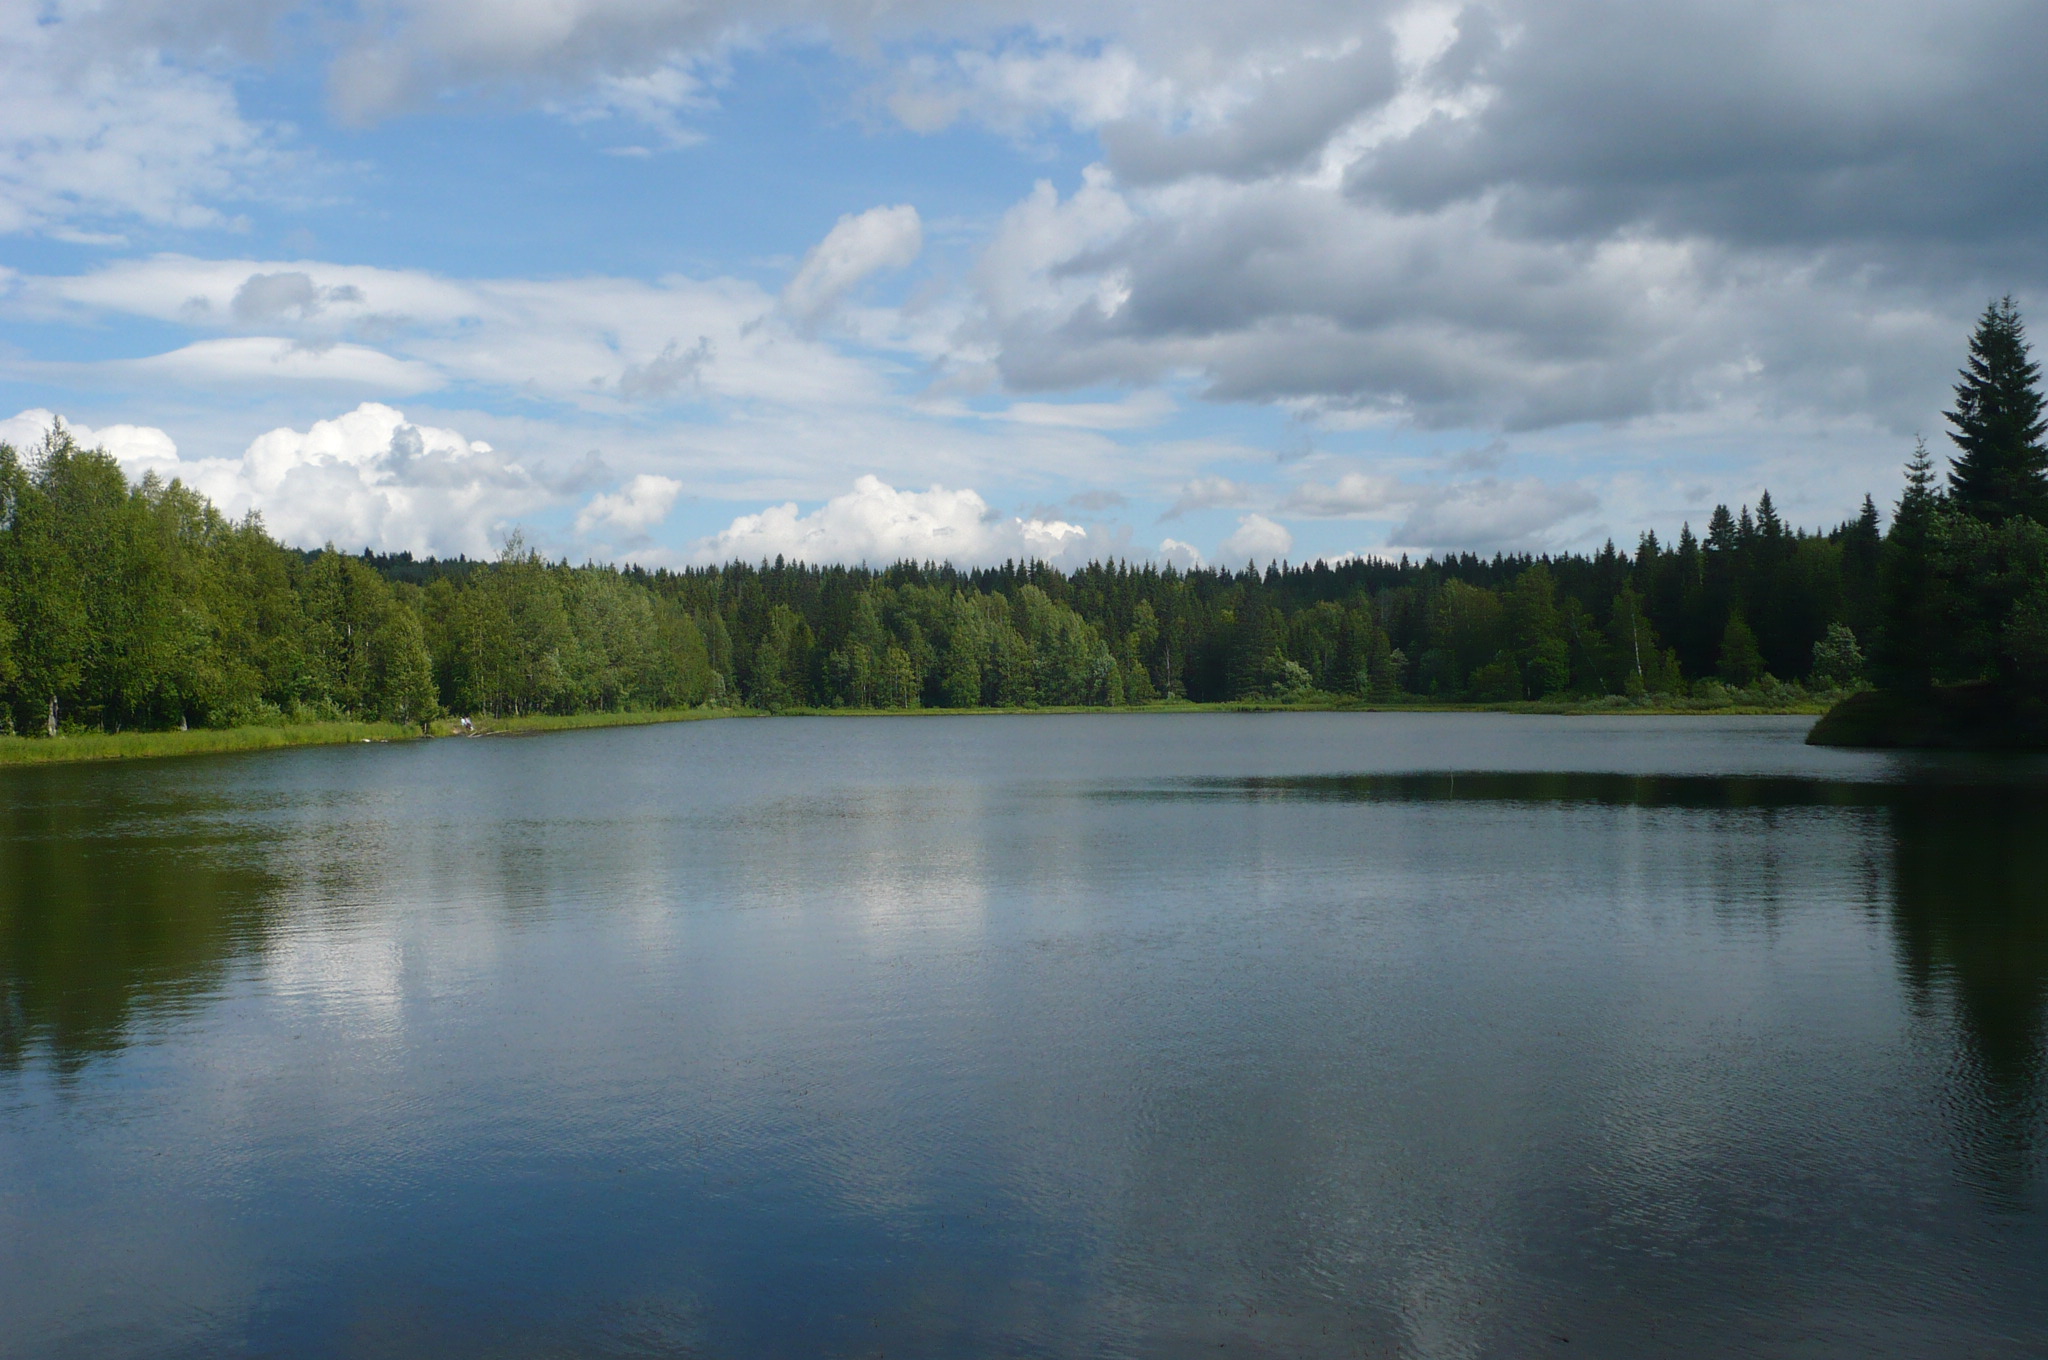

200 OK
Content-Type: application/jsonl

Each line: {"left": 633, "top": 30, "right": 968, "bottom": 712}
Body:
{"left": 0, "top": 298, "right": 2039, "bottom": 738}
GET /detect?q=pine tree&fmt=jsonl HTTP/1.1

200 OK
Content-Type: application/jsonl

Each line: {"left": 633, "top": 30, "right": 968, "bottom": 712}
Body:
{"left": 1946, "top": 297, "right": 2048, "bottom": 524}
{"left": 1872, "top": 439, "right": 1946, "bottom": 689}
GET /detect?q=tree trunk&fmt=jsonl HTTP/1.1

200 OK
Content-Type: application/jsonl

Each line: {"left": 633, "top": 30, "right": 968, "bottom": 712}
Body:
{"left": 46, "top": 695, "right": 58, "bottom": 738}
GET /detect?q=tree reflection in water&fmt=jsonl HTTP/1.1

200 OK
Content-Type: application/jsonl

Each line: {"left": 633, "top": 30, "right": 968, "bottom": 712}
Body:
{"left": 1887, "top": 785, "right": 2048, "bottom": 1200}
{"left": 0, "top": 768, "right": 280, "bottom": 1077}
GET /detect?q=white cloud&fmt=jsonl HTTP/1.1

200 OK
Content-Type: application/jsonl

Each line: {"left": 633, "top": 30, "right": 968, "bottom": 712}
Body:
{"left": 781, "top": 204, "right": 924, "bottom": 328}
{"left": 22, "top": 255, "right": 881, "bottom": 413}
{"left": 1158, "top": 536, "right": 1204, "bottom": 569}
{"left": 0, "top": 409, "right": 182, "bottom": 476}
{"left": 1216, "top": 512, "right": 1293, "bottom": 563}
{"left": 72, "top": 403, "right": 543, "bottom": 557}
{"left": 691, "top": 474, "right": 1090, "bottom": 566}
{"left": 111, "top": 337, "right": 446, "bottom": 392}
{"left": 0, "top": 3, "right": 281, "bottom": 237}
{"left": 1277, "top": 471, "right": 1408, "bottom": 517}
{"left": 576, "top": 473, "right": 682, "bottom": 538}
{"left": 999, "top": 390, "right": 1174, "bottom": 430}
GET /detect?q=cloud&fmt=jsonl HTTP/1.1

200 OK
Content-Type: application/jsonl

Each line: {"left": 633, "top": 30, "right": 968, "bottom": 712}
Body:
{"left": 576, "top": 473, "right": 682, "bottom": 538}
{"left": 616, "top": 337, "right": 713, "bottom": 401}
{"left": 782, "top": 204, "right": 924, "bottom": 328}
{"left": 1216, "top": 512, "right": 1293, "bottom": 563}
{"left": 230, "top": 272, "right": 364, "bottom": 322}
{"left": 691, "top": 474, "right": 1090, "bottom": 566}
{"left": 3, "top": 403, "right": 549, "bottom": 557}
{"left": 999, "top": 390, "right": 1174, "bottom": 430}
{"left": 20, "top": 255, "right": 880, "bottom": 412}
{"left": 1162, "top": 476, "right": 1257, "bottom": 519}
{"left": 106, "top": 337, "right": 446, "bottom": 392}
{"left": 1158, "top": 536, "right": 1204, "bottom": 569}
{"left": 1277, "top": 471, "right": 1408, "bottom": 517}
{"left": 1099, "top": 39, "right": 1399, "bottom": 185}
{"left": 0, "top": 4, "right": 280, "bottom": 238}
{"left": 0, "top": 409, "right": 181, "bottom": 476}
{"left": 1388, "top": 477, "right": 1600, "bottom": 554}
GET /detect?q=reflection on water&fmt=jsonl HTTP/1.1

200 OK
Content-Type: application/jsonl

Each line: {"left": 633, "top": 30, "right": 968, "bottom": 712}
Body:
{"left": 1167, "top": 768, "right": 2048, "bottom": 1200}
{"left": 1888, "top": 786, "right": 2048, "bottom": 1194}
{"left": 0, "top": 714, "right": 2044, "bottom": 1358}
{"left": 0, "top": 774, "right": 281, "bottom": 1074}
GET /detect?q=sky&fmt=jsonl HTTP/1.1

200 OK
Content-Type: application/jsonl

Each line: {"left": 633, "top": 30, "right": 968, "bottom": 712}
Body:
{"left": 2, "top": 0, "right": 2044, "bottom": 569}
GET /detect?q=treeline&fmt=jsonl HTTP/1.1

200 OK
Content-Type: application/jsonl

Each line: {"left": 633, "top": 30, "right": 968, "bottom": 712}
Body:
{"left": 3, "top": 425, "right": 1885, "bottom": 737}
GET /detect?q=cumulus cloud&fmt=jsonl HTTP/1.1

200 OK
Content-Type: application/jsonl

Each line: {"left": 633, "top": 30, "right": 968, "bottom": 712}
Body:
{"left": 691, "top": 474, "right": 1090, "bottom": 566}
{"left": 0, "top": 409, "right": 182, "bottom": 475}
{"left": 0, "top": 403, "right": 548, "bottom": 557}
{"left": 576, "top": 473, "right": 682, "bottom": 538}
{"left": 1216, "top": 513, "right": 1293, "bottom": 563}
{"left": 781, "top": 204, "right": 924, "bottom": 328}
{"left": 1158, "top": 536, "right": 1204, "bottom": 569}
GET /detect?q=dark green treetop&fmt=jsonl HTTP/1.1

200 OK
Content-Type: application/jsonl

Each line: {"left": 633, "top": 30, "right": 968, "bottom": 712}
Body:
{"left": 1946, "top": 297, "right": 2047, "bottom": 524}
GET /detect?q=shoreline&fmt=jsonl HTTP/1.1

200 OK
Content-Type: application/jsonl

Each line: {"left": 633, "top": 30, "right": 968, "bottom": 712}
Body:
{"left": 1, "top": 699, "right": 1828, "bottom": 771}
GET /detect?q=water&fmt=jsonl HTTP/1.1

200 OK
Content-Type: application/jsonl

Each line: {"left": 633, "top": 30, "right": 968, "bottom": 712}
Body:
{"left": 2, "top": 713, "right": 2044, "bottom": 1358}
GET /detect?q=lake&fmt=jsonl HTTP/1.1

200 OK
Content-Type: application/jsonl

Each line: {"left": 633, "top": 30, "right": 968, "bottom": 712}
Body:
{"left": 2, "top": 713, "right": 2045, "bottom": 1358}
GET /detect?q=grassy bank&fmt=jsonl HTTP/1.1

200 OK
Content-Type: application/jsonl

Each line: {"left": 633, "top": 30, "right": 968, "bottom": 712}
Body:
{"left": 0, "top": 720, "right": 419, "bottom": 768}
{"left": 0, "top": 708, "right": 752, "bottom": 769}
{"left": 428, "top": 707, "right": 749, "bottom": 738}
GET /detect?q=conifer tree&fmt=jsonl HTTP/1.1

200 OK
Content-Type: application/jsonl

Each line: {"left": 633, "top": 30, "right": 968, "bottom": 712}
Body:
{"left": 1946, "top": 297, "right": 2048, "bottom": 524}
{"left": 1872, "top": 439, "right": 1946, "bottom": 689}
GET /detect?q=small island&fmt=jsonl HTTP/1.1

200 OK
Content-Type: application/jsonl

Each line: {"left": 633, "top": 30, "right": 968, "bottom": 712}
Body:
{"left": 1809, "top": 298, "right": 2048, "bottom": 749}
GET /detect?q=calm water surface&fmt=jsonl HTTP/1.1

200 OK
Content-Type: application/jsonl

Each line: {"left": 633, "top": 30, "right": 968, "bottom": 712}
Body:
{"left": 2, "top": 713, "right": 2045, "bottom": 1358}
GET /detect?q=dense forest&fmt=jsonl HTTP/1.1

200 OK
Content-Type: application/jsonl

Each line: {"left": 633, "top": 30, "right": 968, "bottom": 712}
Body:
{"left": 1, "top": 297, "right": 2040, "bottom": 737}
{"left": 0, "top": 433, "right": 1870, "bottom": 736}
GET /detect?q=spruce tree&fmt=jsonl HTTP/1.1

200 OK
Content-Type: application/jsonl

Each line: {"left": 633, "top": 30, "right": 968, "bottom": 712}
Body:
{"left": 1946, "top": 297, "right": 2048, "bottom": 524}
{"left": 1872, "top": 439, "right": 1946, "bottom": 689}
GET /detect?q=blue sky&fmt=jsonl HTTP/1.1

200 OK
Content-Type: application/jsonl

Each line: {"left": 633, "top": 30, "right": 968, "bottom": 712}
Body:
{"left": 4, "top": 1, "right": 2043, "bottom": 567}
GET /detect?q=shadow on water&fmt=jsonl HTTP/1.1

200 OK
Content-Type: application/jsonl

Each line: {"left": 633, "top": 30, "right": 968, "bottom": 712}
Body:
{"left": 1152, "top": 769, "right": 2048, "bottom": 1194}
{"left": 0, "top": 770, "right": 282, "bottom": 1077}
{"left": 1887, "top": 786, "right": 2048, "bottom": 1198}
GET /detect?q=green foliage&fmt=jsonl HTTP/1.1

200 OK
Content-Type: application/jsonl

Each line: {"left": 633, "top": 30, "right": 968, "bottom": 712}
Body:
{"left": 1810, "top": 623, "right": 1864, "bottom": 689}
{"left": 1718, "top": 612, "right": 1765, "bottom": 686}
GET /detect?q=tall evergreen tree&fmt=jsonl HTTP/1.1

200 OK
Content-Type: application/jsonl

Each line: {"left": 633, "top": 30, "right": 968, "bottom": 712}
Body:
{"left": 1946, "top": 297, "right": 2048, "bottom": 524}
{"left": 1872, "top": 439, "right": 1947, "bottom": 689}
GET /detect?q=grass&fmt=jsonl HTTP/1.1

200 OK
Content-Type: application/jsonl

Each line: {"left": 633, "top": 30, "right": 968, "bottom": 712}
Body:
{"left": 0, "top": 720, "right": 419, "bottom": 768}
{"left": 0, "top": 692, "right": 1830, "bottom": 771}
{"left": 426, "top": 707, "right": 748, "bottom": 738}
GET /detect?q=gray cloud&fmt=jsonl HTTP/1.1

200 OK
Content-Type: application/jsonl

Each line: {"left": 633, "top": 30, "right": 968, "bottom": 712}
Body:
{"left": 1391, "top": 478, "right": 1599, "bottom": 553}
{"left": 1354, "top": 2, "right": 2048, "bottom": 265}
{"left": 617, "top": 337, "right": 713, "bottom": 402}
{"left": 231, "top": 271, "right": 320, "bottom": 321}
{"left": 1100, "top": 40, "right": 1397, "bottom": 185}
